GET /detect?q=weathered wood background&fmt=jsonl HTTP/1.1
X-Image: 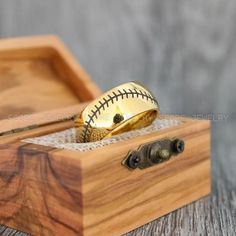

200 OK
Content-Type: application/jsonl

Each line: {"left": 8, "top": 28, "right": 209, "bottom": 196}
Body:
{"left": 0, "top": 0, "right": 235, "bottom": 235}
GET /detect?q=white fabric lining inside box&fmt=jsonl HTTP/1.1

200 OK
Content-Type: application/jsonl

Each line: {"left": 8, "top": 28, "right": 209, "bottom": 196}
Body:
{"left": 23, "top": 119, "right": 181, "bottom": 152}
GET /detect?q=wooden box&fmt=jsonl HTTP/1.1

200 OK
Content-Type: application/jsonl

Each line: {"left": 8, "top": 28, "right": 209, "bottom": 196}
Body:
{"left": 0, "top": 36, "right": 211, "bottom": 236}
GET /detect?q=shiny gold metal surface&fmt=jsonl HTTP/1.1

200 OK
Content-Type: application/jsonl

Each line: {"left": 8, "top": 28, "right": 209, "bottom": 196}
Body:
{"left": 75, "top": 81, "right": 160, "bottom": 142}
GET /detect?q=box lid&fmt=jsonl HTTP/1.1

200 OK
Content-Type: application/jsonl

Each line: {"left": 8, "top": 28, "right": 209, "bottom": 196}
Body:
{"left": 0, "top": 35, "right": 101, "bottom": 136}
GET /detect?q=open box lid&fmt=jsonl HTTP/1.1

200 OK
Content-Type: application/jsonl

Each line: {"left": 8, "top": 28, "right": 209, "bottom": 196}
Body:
{"left": 0, "top": 35, "right": 101, "bottom": 136}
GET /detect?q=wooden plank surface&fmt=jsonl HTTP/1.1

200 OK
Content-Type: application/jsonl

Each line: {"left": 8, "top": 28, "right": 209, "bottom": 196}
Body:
{"left": 0, "top": 0, "right": 235, "bottom": 235}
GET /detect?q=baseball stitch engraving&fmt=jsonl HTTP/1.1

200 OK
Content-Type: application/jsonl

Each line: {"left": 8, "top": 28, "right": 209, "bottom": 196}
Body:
{"left": 81, "top": 88, "right": 159, "bottom": 142}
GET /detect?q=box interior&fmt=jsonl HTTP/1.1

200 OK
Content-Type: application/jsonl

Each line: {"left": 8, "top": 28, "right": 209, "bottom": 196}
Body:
{"left": 0, "top": 57, "right": 80, "bottom": 120}
{"left": 0, "top": 36, "right": 101, "bottom": 131}
{"left": 0, "top": 36, "right": 101, "bottom": 137}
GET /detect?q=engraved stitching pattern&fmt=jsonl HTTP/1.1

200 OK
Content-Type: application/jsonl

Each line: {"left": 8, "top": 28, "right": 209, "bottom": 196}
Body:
{"left": 81, "top": 89, "right": 158, "bottom": 142}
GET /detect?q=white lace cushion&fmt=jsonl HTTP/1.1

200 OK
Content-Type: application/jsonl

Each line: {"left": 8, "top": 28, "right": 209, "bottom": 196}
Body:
{"left": 23, "top": 119, "right": 181, "bottom": 152}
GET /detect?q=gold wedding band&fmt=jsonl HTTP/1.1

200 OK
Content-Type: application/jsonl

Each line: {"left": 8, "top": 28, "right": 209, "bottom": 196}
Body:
{"left": 75, "top": 82, "right": 160, "bottom": 143}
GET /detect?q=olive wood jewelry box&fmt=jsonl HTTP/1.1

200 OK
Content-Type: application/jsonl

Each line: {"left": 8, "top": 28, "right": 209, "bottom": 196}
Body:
{"left": 0, "top": 36, "right": 211, "bottom": 236}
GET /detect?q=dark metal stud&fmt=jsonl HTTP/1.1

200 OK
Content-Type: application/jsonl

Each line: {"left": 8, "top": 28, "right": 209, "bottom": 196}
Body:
{"left": 113, "top": 114, "right": 124, "bottom": 124}
{"left": 158, "top": 149, "right": 170, "bottom": 160}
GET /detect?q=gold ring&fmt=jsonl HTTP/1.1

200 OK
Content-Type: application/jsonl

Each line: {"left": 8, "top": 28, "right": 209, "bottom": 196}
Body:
{"left": 75, "top": 81, "right": 160, "bottom": 143}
